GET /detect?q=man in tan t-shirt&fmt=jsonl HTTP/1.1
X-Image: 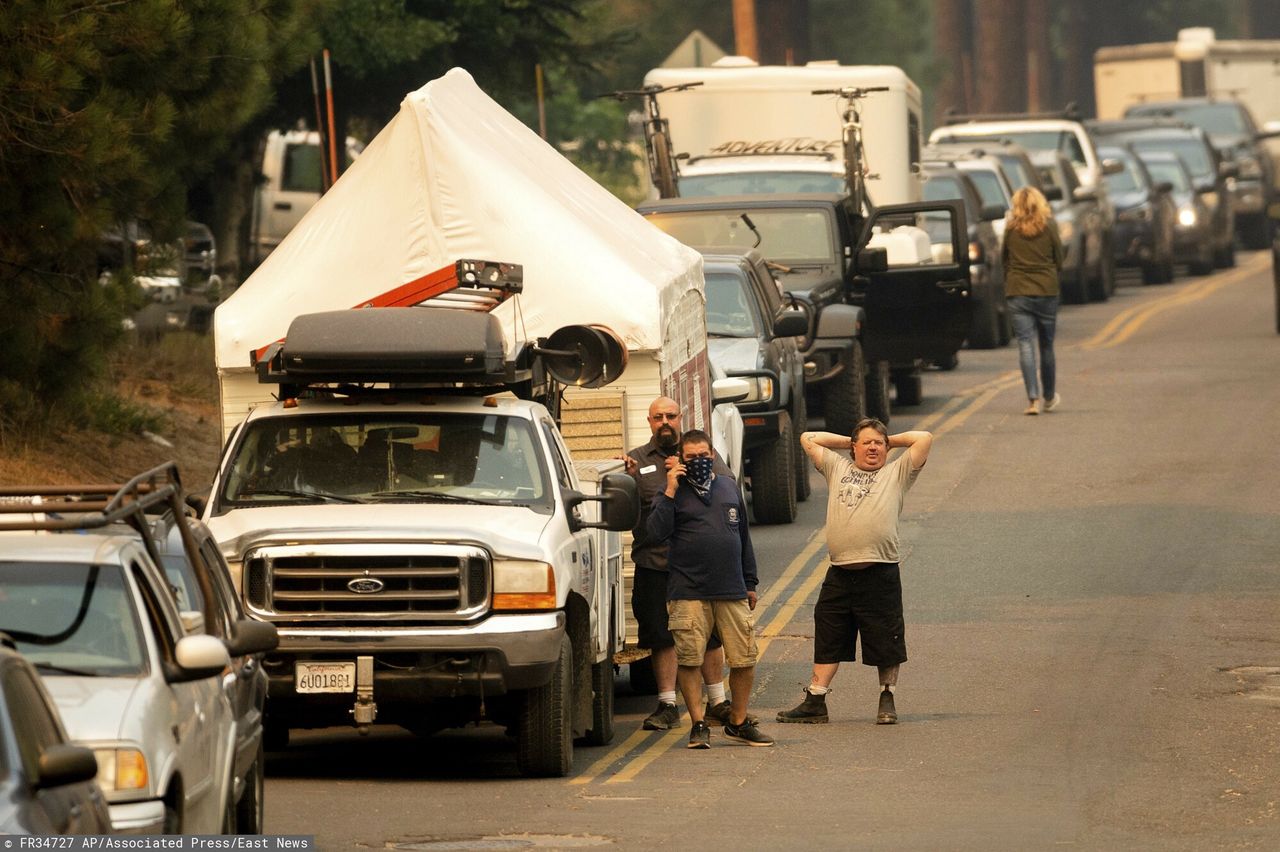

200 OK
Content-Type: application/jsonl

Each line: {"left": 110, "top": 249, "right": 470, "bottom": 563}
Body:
{"left": 777, "top": 417, "right": 932, "bottom": 726}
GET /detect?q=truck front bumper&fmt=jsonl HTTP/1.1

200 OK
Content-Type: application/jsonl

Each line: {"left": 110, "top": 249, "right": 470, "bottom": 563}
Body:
{"left": 264, "top": 611, "right": 566, "bottom": 702}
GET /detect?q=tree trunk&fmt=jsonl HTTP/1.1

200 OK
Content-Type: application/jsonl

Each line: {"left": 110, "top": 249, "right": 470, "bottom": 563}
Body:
{"left": 933, "top": 0, "right": 970, "bottom": 125}
{"left": 1025, "top": 0, "right": 1052, "bottom": 112}
{"left": 732, "top": 0, "right": 759, "bottom": 60}
{"left": 973, "top": 0, "right": 1025, "bottom": 113}
{"left": 756, "top": 0, "right": 809, "bottom": 65}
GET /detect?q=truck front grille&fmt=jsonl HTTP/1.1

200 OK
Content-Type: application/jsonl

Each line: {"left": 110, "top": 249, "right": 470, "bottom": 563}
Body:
{"left": 243, "top": 543, "right": 489, "bottom": 622}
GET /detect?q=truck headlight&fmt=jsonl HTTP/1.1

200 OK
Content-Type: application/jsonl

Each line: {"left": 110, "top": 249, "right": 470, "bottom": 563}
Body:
{"left": 1178, "top": 206, "right": 1198, "bottom": 227}
{"left": 492, "top": 560, "right": 557, "bottom": 610}
{"left": 742, "top": 376, "right": 773, "bottom": 403}
{"left": 1201, "top": 191, "right": 1219, "bottom": 210}
{"left": 94, "top": 747, "right": 149, "bottom": 793}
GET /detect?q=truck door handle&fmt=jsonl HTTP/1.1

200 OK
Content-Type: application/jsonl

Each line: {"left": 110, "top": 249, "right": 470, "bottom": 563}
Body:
{"left": 273, "top": 201, "right": 292, "bottom": 211}
{"left": 935, "top": 279, "right": 968, "bottom": 293}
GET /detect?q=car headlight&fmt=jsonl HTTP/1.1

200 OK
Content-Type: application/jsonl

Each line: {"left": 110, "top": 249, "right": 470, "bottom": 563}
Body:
{"left": 93, "top": 747, "right": 149, "bottom": 793}
{"left": 1057, "top": 219, "right": 1074, "bottom": 242}
{"left": 492, "top": 560, "right": 556, "bottom": 610}
{"left": 1178, "top": 206, "right": 1198, "bottom": 227}
{"left": 968, "top": 241, "right": 984, "bottom": 263}
{"left": 1201, "top": 191, "right": 1219, "bottom": 210}
{"left": 741, "top": 376, "right": 774, "bottom": 403}
{"left": 1117, "top": 204, "right": 1151, "bottom": 222}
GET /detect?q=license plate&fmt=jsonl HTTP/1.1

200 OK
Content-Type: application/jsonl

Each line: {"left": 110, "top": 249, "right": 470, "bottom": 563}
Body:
{"left": 295, "top": 662, "right": 355, "bottom": 694}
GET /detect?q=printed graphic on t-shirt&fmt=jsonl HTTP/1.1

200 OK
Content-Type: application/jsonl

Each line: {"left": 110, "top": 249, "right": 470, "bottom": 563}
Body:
{"left": 837, "top": 467, "right": 880, "bottom": 508}
{"left": 724, "top": 504, "right": 740, "bottom": 529}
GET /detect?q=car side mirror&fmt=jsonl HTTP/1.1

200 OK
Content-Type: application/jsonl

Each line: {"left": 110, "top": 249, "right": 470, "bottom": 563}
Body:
{"left": 566, "top": 473, "right": 639, "bottom": 532}
{"left": 1072, "top": 186, "right": 1099, "bottom": 202}
{"left": 166, "top": 633, "right": 231, "bottom": 682}
{"left": 1155, "top": 181, "right": 1174, "bottom": 194}
{"left": 227, "top": 618, "right": 279, "bottom": 656}
{"left": 979, "top": 204, "right": 1007, "bottom": 222}
{"left": 855, "top": 247, "right": 889, "bottom": 273}
{"left": 1102, "top": 158, "right": 1124, "bottom": 175}
{"left": 1042, "top": 186, "right": 1063, "bottom": 202}
{"left": 37, "top": 744, "right": 100, "bottom": 789}
{"left": 772, "top": 310, "right": 808, "bottom": 338}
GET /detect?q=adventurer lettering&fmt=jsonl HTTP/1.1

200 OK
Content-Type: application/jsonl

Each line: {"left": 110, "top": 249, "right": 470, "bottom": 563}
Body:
{"left": 708, "top": 138, "right": 841, "bottom": 155}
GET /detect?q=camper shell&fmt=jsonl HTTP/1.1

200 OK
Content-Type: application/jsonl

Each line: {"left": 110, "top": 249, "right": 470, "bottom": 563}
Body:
{"left": 645, "top": 59, "right": 925, "bottom": 206}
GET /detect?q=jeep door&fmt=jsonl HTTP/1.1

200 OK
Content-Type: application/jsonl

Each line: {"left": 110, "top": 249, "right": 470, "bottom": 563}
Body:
{"left": 855, "top": 200, "right": 973, "bottom": 364}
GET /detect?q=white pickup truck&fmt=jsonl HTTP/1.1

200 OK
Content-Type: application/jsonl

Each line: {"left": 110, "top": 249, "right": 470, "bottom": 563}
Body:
{"left": 203, "top": 302, "right": 639, "bottom": 777}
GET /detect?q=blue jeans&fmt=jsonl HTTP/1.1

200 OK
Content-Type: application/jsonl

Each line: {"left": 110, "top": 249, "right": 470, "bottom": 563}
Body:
{"left": 1008, "top": 295, "right": 1058, "bottom": 401}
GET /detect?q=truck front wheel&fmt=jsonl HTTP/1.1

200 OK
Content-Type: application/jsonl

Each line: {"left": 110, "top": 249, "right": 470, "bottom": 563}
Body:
{"left": 517, "top": 635, "right": 574, "bottom": 777}
{"left": 583, "top": 633, "right": 616, "bottom": 746}
{"left": 823, "top": 341, "right": 866, "bottom": 436}
{"left": 749, "top": 410, "right": 797, "bottom": 524}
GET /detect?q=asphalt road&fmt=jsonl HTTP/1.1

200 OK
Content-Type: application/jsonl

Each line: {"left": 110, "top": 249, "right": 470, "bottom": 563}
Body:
{"left": 261, "top": 252, "right": 1280, "bottom": 850}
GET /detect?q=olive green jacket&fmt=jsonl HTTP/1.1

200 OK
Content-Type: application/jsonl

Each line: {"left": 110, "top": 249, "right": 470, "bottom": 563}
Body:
{"left": 1002, "top": 220, "right": 1063, "bottom": 297}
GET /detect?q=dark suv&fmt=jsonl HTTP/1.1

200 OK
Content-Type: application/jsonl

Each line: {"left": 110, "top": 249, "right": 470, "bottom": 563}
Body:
{"left": 1087, "top": 118, "right": 1235, "bottom": 269}
{"left": 1097, "top": 143, "right": 1176, "bottom": 284}
{"left": 1030, "top": 150, "right": 1110, "bottom": 304}
{"left": 700, "top": 248, "right": 809, "bottom": 524}
{"left": 637, "top": 193, "right": 972, "bottom": 431}
{"left": 1125, "top": 98, "right": 1275, "bottom": 249}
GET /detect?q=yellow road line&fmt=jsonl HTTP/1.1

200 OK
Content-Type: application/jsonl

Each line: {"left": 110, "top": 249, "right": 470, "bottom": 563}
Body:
{"left": 756, "top": 560, "right": 828, "bottom": 658}
{"left": 569, "top": 727, "right": 655, "bottom": 786}
{"left": 602, "top": 726, "right": 684, "bottom": 784}
{"left": 756, "top": 532, "right": 825, "bottom": 610}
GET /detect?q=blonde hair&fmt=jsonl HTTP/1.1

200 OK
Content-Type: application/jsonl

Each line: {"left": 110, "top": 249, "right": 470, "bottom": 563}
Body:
{"left": 1007, "top": 186, "right": 1051, "bottom": 238}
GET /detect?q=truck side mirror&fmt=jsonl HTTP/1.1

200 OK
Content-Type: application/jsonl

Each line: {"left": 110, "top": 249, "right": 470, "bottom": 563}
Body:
{"left": 566, "top": 473, "right": 639, "bottom": 533}
{"left": 979, "top": 204, "right": 1007, "bottom": 222}
{"left": 772, "top": 310, "right": 808, "bottom": 338}
{"left": 1102, "top": 158, "right": 1124, "bottom": 176}
{"left": 856, "top": 247, "right": 888, "bottom": 273}
{"left": 226, "top": 618, "right": 279, "bottom": 656}
{"left": 1072, "top": 186, "right": 1099, "bottom": 202}
{"left": 1155, "top": 181, "right": 1174, "bottom": 194}
{"left": 712, "top": 377, "right": 751, "bottom": 405}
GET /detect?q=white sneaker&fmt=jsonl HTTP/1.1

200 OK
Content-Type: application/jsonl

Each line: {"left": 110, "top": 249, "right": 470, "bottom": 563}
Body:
{"left": 1024, "top": 401, "right": 1040, "bottom": 415}
{"left": 1044, "top": 393, "right": 1061, "bottom": 412}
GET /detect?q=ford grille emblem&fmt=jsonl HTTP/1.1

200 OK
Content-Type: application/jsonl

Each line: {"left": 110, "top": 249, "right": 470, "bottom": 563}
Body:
{"left": 347, "top": 577, "right": 386, "bottom": 594}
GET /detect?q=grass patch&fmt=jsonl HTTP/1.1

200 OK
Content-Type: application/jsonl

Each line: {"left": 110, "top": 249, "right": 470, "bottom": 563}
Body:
{"left": 80, "top": 390, "right": 167, "bottom": 434}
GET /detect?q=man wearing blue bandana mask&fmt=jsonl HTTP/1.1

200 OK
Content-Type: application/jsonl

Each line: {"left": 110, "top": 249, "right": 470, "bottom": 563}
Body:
{"left": 647, "top": 430, "right": 771, "bottom": 749}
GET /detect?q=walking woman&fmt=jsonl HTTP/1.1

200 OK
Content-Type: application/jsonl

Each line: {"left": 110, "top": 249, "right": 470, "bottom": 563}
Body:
{"left": 1002, "top": 186, "right": 1063, "bottom": 415}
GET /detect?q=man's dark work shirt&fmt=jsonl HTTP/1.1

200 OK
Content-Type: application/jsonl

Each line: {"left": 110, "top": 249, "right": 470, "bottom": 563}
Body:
{"left": 627, "top": 437, "right": 732, "bottom": 572}
{"left": 646, "top": 475, "right": 758, "bottom": 601}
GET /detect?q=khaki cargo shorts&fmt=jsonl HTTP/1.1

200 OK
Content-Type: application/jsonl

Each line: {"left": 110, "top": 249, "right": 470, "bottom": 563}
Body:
{"left": 666, "top": 598, "right": 758, "bottom": 668}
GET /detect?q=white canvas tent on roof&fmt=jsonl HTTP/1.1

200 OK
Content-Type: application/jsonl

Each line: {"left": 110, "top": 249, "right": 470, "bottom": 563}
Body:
{"left": 214, "top": 68, "right": 709, "bottom": 452}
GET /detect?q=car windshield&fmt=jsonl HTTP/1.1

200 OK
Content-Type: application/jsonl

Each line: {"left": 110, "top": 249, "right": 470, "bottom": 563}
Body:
{"left": 1128, "top": 137, "right": 1212, "bottom": 179}
{"left": 993, "top": 154, "right": 1034, "bottom": 189}
{"left": 1141, "top": 159, "right": 1190, "bottom": 192}
{"left": 1101, "top": 152, "right": 1144, "bottom": 193}
{"left": 943, "top": 130, "right": 1087, "bottom": 173}
{"left": 679, "top": 171, "right": 845, "bottom": 196}
{"left": 0, "top": 563, "right": 147, "bottom": 677}
{"left": 1131, "top": 103, "right": 1248, "bottom": 136}
{"left": 961, "top": 168, "right": 1009, "bottom": 208}
{"left": 704, "top": 271, "right": 762, "bottom": 338}
{"left": 645, "top": 209, "right": 837, "bottom": 264}
{"left": 218, "top": 413, "right": 553, "bottom": 509}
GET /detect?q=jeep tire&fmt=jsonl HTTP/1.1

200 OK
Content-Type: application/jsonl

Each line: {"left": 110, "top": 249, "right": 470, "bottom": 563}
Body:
{"left": 865, "top": 359, "right": 891, "bottom": 424}
{"left": 791, "top": 394, "right": 811, "bottom": 502}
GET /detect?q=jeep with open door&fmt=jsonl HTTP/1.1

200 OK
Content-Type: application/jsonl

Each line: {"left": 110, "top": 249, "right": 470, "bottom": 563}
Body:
{"left": 637, "top": 193, "right": 972, "bottom": 431}
{"left": 203, "top": 267, "right": 640, "bottom": 778}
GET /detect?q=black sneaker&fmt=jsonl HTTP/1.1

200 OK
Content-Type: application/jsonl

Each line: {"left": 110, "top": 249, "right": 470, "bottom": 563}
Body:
{"left": 877, "top": 688, "right": 897, "bottom": 725}
{"left": 703, "top": 700, "right": 759, "bottom": 727}
{"left": 723, "top": 720, "right": 775, "bottom": 747}
{"left": 687, "top": 720, "right": 711, "bottom": 749}
{"left": 643, "top": 701, "right": 679, "bottom": 731}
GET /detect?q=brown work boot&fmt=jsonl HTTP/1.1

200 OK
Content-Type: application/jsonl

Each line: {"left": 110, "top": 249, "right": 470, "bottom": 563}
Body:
{"left": 775, "top": 688, "right": 829, "bottom": 724}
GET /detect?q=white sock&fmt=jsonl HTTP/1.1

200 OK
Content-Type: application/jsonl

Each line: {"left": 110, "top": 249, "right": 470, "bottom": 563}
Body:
{"left": 705, "top": 682, "right": 726, "bottom": 706}
{"left": 658, "top": 690, "right": 677, "bottom": 706}
{"left": 807, "top": 684, "right": 831, "bottom": 695}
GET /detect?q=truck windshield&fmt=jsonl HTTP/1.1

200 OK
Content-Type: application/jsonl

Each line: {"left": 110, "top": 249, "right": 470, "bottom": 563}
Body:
{"left": 1129, "top": 103, "right": 1248, "bottom": 136}
{"left": 679, "top": 171, "right": 845, "bottom": 196}
{"left": 704, "top": 271, "right": 762, "bottom": 337}
{"left": 0, "top": 563, "right": 148, "bottom": 677}
{"left": 217, "top": 413, "right": 553, "bottom": 510}
{"left": 645, "top": 209, "right": 837, "bottom": 264}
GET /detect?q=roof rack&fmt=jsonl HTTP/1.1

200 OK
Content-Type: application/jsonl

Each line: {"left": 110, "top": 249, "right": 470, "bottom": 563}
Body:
{"left": 0, "top": 463, "right": 217, "bottom": 630}
{"left": 943, "top": 103, "right": 1082, "bottom": 124}
{"left": 684, "top": 151, "right": 838, "bottom": 165}
{"left": 1085, "top": 117, "right": 1195, "bottom": 134}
